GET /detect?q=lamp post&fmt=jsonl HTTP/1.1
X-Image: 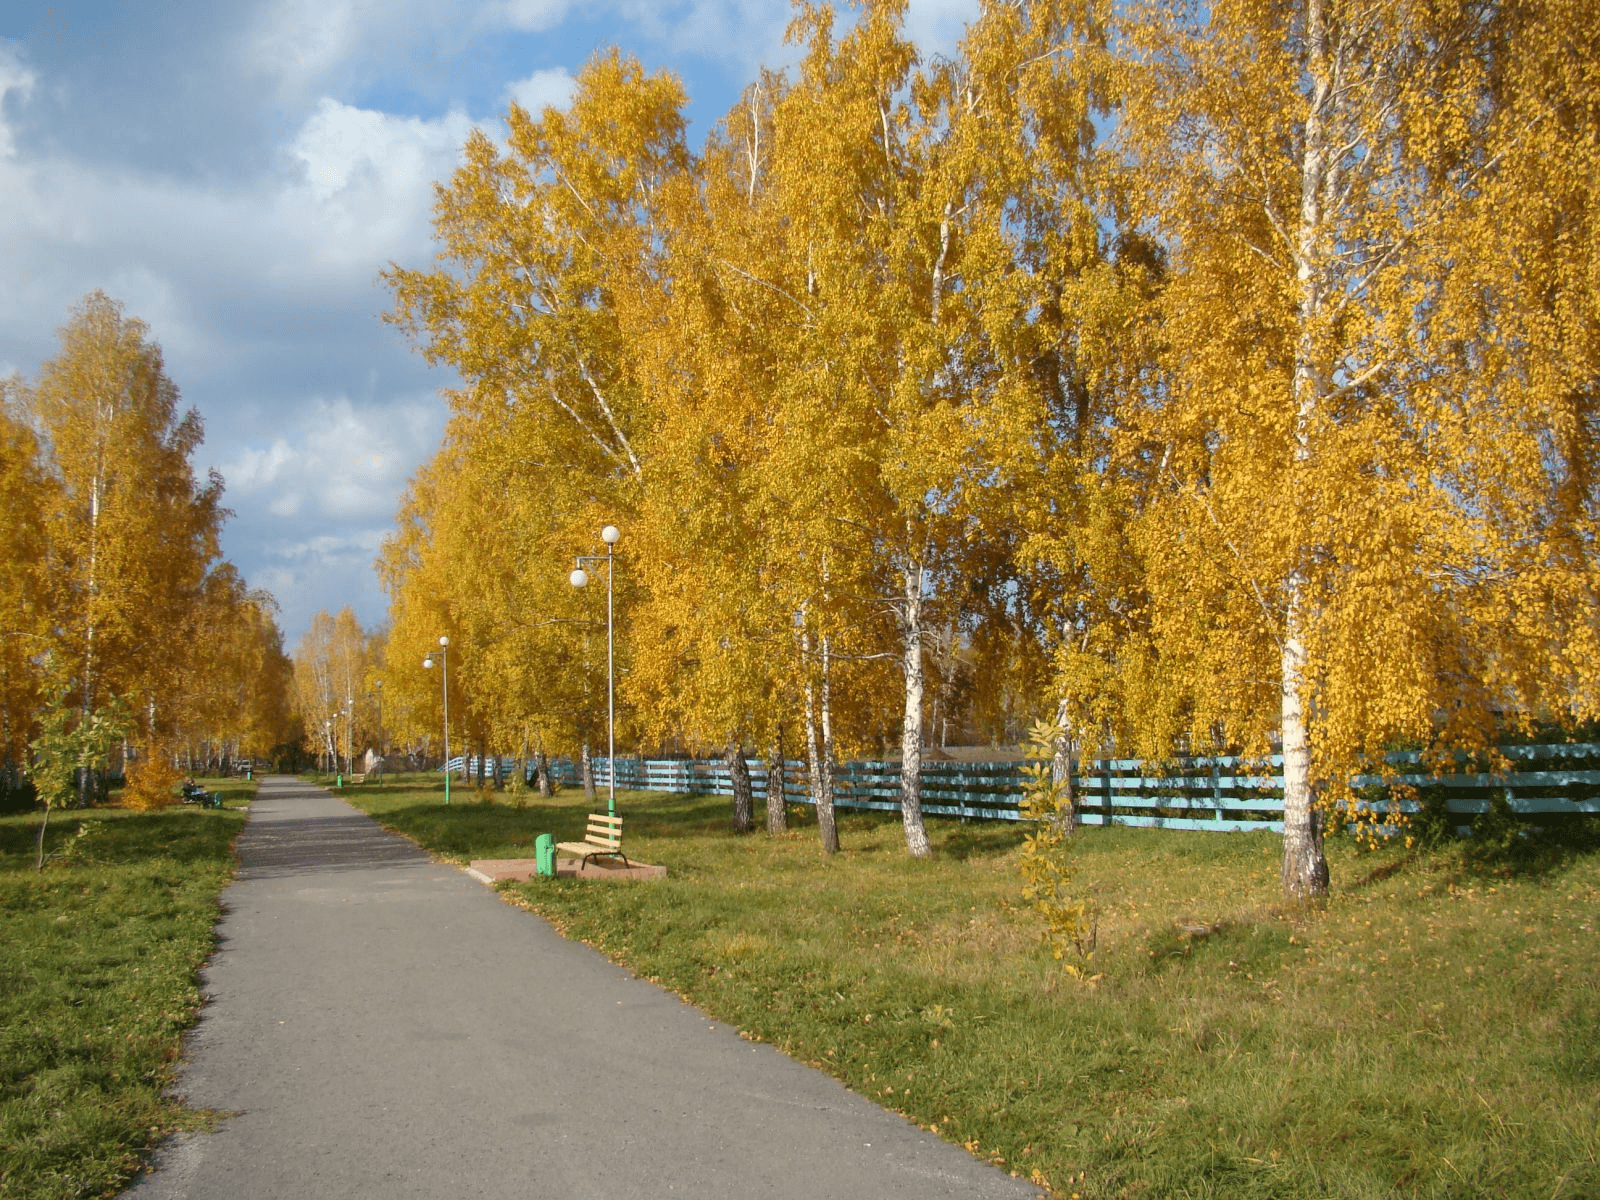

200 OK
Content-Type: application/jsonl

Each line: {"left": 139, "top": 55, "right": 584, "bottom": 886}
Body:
{"left": 570, "top": 524, "right": 620, "bottom": 816}
{"left": 423, "top": 636, "right": 451, "bottom": 804}
{"left": 372, "top": 681, "right": 384, "bottom": 785}
{"left": 323, "top": 718, "right": 333, "bottom": 775}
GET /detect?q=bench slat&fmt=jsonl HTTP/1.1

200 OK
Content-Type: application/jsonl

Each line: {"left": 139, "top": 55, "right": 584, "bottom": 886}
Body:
{"left": 555, "top": 814, "right": 628, "bottom": 865}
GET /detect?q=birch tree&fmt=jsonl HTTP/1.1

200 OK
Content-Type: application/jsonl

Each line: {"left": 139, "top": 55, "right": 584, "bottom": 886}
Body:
{"left": 27, "top": 293, "right": 226, "bottom": 794}
{"left": 383, "top": 51, "right": 691, "bottom": 774}
{"left": 1116, "top": 0, "right": 1600, "bottom": 897}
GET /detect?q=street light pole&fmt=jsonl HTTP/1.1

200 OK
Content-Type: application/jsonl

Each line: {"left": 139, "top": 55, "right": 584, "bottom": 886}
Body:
{"left": 424, "top": 636, "right": 451, "bottom": 804}
{"left": 374, "top": 681, "right": 384, "bottom": 785}
{"left": 571, "top": 524, "right": 620, "bottom": 816}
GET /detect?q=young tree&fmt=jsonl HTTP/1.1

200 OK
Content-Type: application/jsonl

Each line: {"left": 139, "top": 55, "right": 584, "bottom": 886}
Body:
{"left": 31, "top": 686, "right": 126, "bottom": 869}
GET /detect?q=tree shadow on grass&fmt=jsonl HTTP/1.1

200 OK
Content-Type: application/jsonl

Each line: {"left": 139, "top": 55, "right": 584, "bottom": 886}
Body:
{"left": 935, "top": 821, "right": 1028, "bottom": 862}
{"left": 0, "top": 808, "right": 244, "bottom": 873}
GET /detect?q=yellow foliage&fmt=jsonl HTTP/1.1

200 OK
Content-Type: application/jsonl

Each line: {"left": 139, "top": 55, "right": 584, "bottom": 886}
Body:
{"left": 121, "top": 752, "right": 182, "bottom": 812}
{"left": 1017, "top": 720, "right": 1098, "bottom": 974}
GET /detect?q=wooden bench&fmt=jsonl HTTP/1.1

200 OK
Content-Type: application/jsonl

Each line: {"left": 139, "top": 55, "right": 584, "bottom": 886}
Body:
{"left": 555, "top": 813, "right": 630, "bottom": 869}
{"left": 350, "top": 773, "right": 366, "bottom": 785}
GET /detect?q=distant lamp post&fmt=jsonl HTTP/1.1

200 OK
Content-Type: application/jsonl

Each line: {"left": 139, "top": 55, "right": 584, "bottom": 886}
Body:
{"left": 323, "top": 718, "right": 333, "bottom": 775}
{"left": 372, "top": 681, "right": 384, "bottom": 785}
{"left": 423, "top": 635, "right": 451, "bottom": 805}
{"left": 570, "top": 524, "right": 620, "bottom": 816}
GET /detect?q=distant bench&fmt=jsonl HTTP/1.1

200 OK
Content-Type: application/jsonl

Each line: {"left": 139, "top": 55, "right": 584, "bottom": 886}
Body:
{"left": 350, "top": 773, "right": 366, "bottom": 785}
{"left": 555, "top": 814, "right": 629, "bottom": 870}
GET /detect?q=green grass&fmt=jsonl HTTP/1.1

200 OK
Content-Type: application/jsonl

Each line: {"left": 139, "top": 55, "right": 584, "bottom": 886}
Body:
{"left": 345, "top": 776, "right": 1600, "bottom": 1198}
{"left": 0, "top": 779, "right": 251, "bottom": 1200}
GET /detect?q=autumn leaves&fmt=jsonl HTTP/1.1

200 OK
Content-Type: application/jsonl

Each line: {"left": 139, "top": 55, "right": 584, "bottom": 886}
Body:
{"left": 378, "top": 0, "right": 1600, "bottom": 895}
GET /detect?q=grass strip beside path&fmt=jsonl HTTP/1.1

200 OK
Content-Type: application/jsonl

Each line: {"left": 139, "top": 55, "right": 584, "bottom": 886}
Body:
{"left": 347, "top": 775, "right": 1600, "bottom": 1199}
{"left": 0, "top": 780, "right": 251, "bottom": 1200}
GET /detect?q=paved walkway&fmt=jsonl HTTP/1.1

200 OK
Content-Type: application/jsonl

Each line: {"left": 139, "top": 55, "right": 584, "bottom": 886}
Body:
{"left": 126, "top": 777, "right": 1039, "bottom": 1199}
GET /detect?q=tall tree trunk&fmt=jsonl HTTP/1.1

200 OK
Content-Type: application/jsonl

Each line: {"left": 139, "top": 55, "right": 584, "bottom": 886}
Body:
{"left": 1282, "top": 0, "right": 1334, "bottom": 899}
{"left": 77, "top": 462, "right": 102, "bottom": 808}
{"left": 728, "top": 745, "right": 754, "bottom": 833}
{"left": 802, "top": 629, "right": 839, "bottom": 854}
{"left": 1051, "top": 696, "right": 1078, "bottom": 834}
{"left": 898, "top": 562, "right": 932, "bottom": 857}
{"left": 580, "top": 742, "right": 597, "bottom": 802}
{"left": 819, "top": 631, "right": 840, "bottom": 852}
{"left": 765, "top": 728, "right": 787, "bottom": 834}
{"left": 536, "top": 748, "right": 553, "bottom": 797}
{"left": 1280, "top": 593, "right": 1327, "bottom": 897}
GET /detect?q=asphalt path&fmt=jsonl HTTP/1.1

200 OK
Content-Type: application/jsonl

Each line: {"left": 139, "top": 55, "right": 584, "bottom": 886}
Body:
{"left": 126, "top": 776, "right": 1040, "bottom": 1199}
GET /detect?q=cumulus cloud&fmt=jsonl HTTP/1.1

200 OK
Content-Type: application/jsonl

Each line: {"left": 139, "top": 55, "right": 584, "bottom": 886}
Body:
{"left": 504, "top": 67, "right": 577, "bottom": 116}
{"left": 220, "top": 391, "right": 444, "bottom": 642}
{"left": 223, "top": 393, "right": 443, "bottom": 524}
{"left": 285, "top": 98, "right": 474, "bottom": 272}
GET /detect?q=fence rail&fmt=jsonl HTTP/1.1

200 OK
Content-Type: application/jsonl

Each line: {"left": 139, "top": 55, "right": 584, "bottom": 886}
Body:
{"left": 440, "top": 744, "right": 1600, "bottom": 832}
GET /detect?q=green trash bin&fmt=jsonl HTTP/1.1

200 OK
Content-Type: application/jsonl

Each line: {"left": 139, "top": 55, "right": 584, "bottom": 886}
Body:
{"left": 535, "top": 833, "right": 555, "bottom": 878}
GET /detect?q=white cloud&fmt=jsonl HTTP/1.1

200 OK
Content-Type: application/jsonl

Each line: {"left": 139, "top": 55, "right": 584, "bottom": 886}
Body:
{"left": 246, "top": 0, "right": 371, "bottom": 101}
{"left": 220, "top": 392, "right": 445, "bottom": 643}
{"left": 0, "top": 40, "right": 35, "bottom": 160}
{"left": 223, "top": 393, "right": 443, "bottom": 523}
{"left": 612, "top": 0, "right": 793, "bottom": 79}
{"left": 247, "top": 0, "right": 573, "bottom": 108}
{"left": 493, "top": 0, "right": 571, "bottom": 34}
{"left": 504, "top": 67, "right": 577, "bottom": 116}
{"left": 284, "top": 98, "right": 475, "bottom": 271}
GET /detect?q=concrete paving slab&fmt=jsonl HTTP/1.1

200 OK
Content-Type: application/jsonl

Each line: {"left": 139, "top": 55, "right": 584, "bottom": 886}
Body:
{"left": 125, "top": 777, "right": 1041, "bottom": 1200}
{"left": 467, "top": 856, "right": 668, "bottom": 884}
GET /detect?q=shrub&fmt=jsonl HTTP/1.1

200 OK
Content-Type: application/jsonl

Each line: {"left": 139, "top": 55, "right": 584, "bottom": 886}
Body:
{"left": 121, "top": 753, "right": 183, "bottom": 811}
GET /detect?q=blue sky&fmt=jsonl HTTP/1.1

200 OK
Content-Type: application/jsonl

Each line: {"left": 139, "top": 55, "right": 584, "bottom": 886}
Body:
{"left": 0, "top": 0, "right": 978, "bottom": 650}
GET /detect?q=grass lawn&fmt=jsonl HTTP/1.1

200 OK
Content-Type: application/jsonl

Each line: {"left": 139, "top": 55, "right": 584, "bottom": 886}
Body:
{"left": 347, "top": 775, "right": 1600, "bottom": 1199}
{"left": 0, "top": 779, "right": 251, "bottom": 1200}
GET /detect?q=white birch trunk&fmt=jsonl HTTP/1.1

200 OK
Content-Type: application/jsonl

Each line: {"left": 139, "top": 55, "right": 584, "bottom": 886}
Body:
{"left": 1051, "top": 696, "right": 1078, "bottom": 834}
{"left": 77, "top": 466, "right": 102, "bottom": 807}
{"left": 802, "top": 627, "right": 840, "bottom": 854}
{"left": 820, "top": 632, "right": 838, "bottom": 848}
{"left": 898, "top": 562, "right": 932, "bottom": 857}
{"left": 1281, "top": 0, "right": 1334, "bottom": 898}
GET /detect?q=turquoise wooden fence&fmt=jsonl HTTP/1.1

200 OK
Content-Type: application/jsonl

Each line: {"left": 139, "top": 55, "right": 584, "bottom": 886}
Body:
{"left": 444, "top": 744, "right": 1600, "bottom": 833}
